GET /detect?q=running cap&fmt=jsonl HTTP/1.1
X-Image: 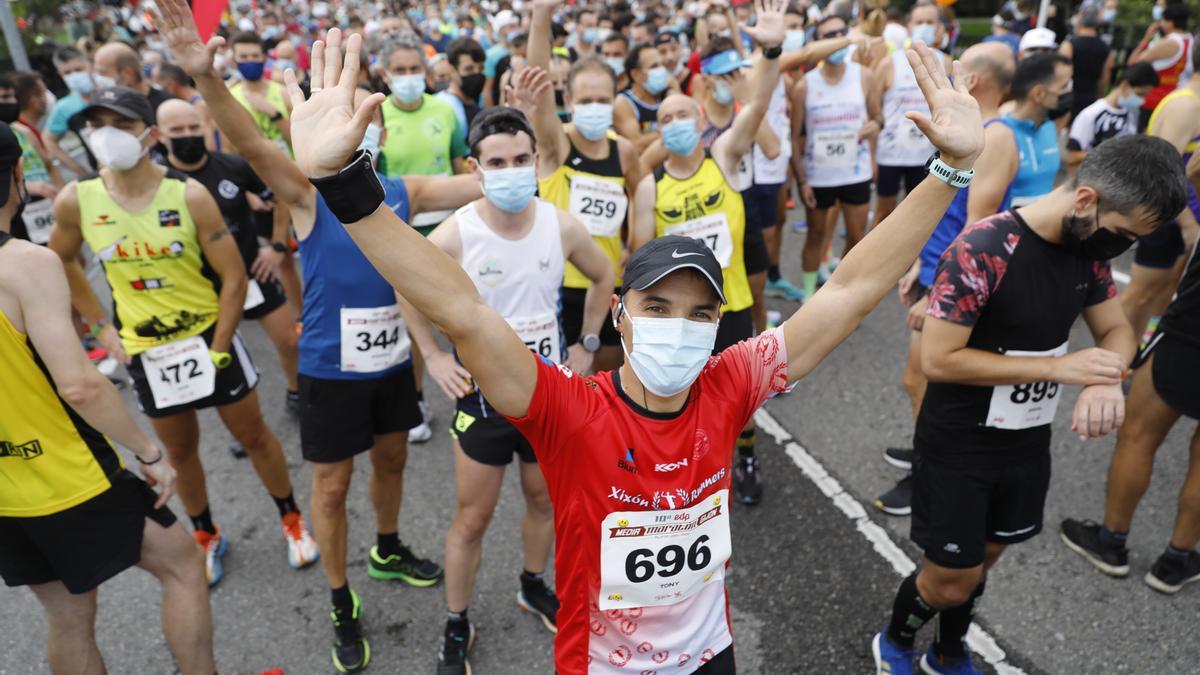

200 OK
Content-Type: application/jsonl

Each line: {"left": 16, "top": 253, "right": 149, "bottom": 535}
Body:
{"left": 1019, "top": 27, "right": 1058, "bottom": 53}
{"left": 700, "top": 49, "right": 750, "bottom": 75}
{"left": 653, "top": 30, "right": 681, "bottom": 46}
{"left": 621, "top": 235, "right": 726, "bottom": 305}
{"left": 0, "top": 124, "right": 21, "bottom": 205}
{"left": 81, "top": 86, "right": 155, "bottom": 126}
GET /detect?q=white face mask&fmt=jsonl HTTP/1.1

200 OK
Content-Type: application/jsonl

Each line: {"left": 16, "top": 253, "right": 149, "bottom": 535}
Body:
{"left": 93, "top": 73, "right": 118, "bottom": 89}
{"left": 390, "top": 74, "right": 426, "bottom": 104}
{"left": 358, "top": 122, "right": 383, "bottom": 158}
{"left": 89, "top": 126, "right": 151, "bottom": 171}
{"left": 620, "top": 305, "right": 718, "bottom": 397}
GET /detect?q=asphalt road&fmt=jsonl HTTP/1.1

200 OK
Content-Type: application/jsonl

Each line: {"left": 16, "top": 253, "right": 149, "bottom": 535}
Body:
{"left": 2, "top": 212, "right": 1196, "bottom": 675}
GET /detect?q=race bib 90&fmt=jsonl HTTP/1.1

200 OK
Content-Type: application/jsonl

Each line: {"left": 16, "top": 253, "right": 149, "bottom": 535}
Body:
{"left": 22, "top": 199, "right": 55, "bottom": 245}
{"left": 986, "top": 342, "right": 1068, "bottom": 430}
{"left": 598, "top": 489, "right": 732, "bottom": 610}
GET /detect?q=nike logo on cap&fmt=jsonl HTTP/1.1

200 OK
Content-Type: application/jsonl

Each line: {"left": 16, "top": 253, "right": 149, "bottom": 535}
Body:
{"left": 671, "top": 249, "right": 703, "bottom": 259}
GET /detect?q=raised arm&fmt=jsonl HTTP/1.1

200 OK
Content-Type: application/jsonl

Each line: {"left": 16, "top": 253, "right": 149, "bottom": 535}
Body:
{"left": 283, "top": 29, "right": 539, "bottom": 418}
{"left": 713, "top": 0, "right": 785, "bottom": 166}
{"left": 780, "top": 36, "right": 853, "bottom": 72}
{"left": 525, "top": 0, "right": 567, "bottom": 173}
{"left": 781, "top": 43, "right": 984, "bottom": 383}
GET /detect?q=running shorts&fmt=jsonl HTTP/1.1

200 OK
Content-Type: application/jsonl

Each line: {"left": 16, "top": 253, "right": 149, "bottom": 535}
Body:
{"left": 127, "top": 325, "right": 258, "bottom": 418}
{"left": 451, "top": 406, "right": 536, "bottom": 466}
{"left": 561, "top": 286, "right": 622, "bottom": 347}
{"left": 812, "top": 180, "right": 872, "bottom": 209}
{"left": 876, "top": 165, "right": 928, "bottom": 199}
{"left": 242, "top": 278, "right": 288, "bottom": 321}
{"left": 299, "top": 366, "right": 422, "bottom": 462}
{"left": 1133, "top": 220, "right": 1184, "bottom": 270}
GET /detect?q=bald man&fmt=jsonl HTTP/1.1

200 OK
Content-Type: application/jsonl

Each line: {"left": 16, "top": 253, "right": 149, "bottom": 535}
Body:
{"left": 94, "top": 42, "right": 176, "bottom": 111}
{"left": 157, "top": 99, "right": 301, "bottom": 411}
{"left": 876, "top": 40, "right": 1017, "bottom": 515}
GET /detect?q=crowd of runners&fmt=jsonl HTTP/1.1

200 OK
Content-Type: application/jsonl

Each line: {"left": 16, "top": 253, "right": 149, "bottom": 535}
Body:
{"left": 0, "top": 0, "right": 1198, "bottom": 673}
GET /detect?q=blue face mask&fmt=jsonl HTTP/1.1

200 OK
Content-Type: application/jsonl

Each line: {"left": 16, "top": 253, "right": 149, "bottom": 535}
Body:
{"left": 621, "top": 308, "right": 719, "bottom": 397}
{"left": 783, "top": 29, "right": 806, "bottom": 52}
{"left": 713, "top": 80, "right": 734, "bottom": 105}
{"left": 572, "top": 102, "right": 614, "bottom": 141}
{"left": 827, "top": 47, "right": 850, "bottom": 65}
{"left": 1117, "top": 93, "right": 1144, "bottom": 113}
{"left": 662, "top": 118, "right": 700, "bottom": 156}
{"left": 1152, "top": 6, "right": 1164, "bottom": 21}
{"left": 390, "top": 74, "right": 426, "bottom": 104}
{"left": 911, "top": 23, "right": 937, "bottom": 46}
{"left": 274, "top": 59, "right": 296, "bottom": 74}
{"left": 63, "top": 71, "right": 95, "bottom": 95}
{"left": 482, "top": 166, "right": 538, "bottom": 212}
{"left": 584, "top": 28, "right": 599, "bottom": 43}
{"left": 237, "top": 61, "right": 265, "bottom": 81}
{"left": 644, "top": 66, "right": 670, "bottom": 94}
{"left": 604, "top": 56, "right": 626, "bottom": 77}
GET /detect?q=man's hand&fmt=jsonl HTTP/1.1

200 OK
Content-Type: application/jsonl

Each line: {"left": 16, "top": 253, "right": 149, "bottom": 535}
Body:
{"left": 1051, "top": 347, "right": 1125, "bottom": 386}
{"left": 1071, "top": 383, "right": 1125, "bottom": 440}
{"left": 799, "top": 183, "right": 816, "bottom": 209}
{"left": 904, "top": 42, "right": 983, "bottom": 168}
{"left": 245, "top": 191, "right": 274, "bottom": 211}
{"left": 740, "top": 0, "right": 786, "bottom": 49}
{"left": 905, "top": 295, "right": 928, "bottom": 331}
{"left": 155, "top": 0, "right": 223, "bottom": 78}
{"left": 140, "top": 457, "right": 177, "bottom": 509}
{"left": 97, "top": 324, "right": 129, "bottom": 365}
{"left": 509, "top": 66, "right": 552, "bottom": 122}
{"left": 251, "top": 245, "right": 284, "bottom": 282}
{"left": 898, "top": 262, "right": 920, "bottom": 305}
{"left": 243, "top": 89, "right": 279, "bottom": 116}
{"left": 427, "top": 350, "right": 474, "bottom": 400}
{"left": 532, "top": 0, "right": 564, "bottom": 13}
{"left": 857, "top": 119, "right": 881, "bottom": 142}
{"left": 283, "top": 29, "right": 385, "bottom": 179}
{"left": 28, "top": 181, "right": 59, "bottom": 200}
{"left": 566, "top": 344, "right": 595, "bottom": 375}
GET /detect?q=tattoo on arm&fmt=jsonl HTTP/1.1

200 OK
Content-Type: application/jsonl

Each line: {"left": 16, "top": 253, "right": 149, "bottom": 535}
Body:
{"left": 208, "top": 228, "right": 231, "bottom": 243}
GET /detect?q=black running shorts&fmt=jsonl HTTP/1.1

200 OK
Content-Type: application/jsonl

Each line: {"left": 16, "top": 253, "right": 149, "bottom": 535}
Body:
{"left": 127, "top": 325, "right": 258, "bottom": 419}
{"left": 876, "top": 165, "right": 928, "bottom": 199}
{"left": 1133, "top": 220, "right": 1184, "bottom": 270}
{"left": 742, "top": 219, "right": 770, "bottom": 276}
{"left": 1148, "top": 333, "right": 1200, "bottom": 420}
{"left": 715, "top": 308, "right": 755, "bottom": 354}
{"left": 451, "top": 406, "right": 537, "bottom": 466}
{"left": 299, "top": 366, "right": 423, "bottom": 463}
{"left": 0, "top": 470, "right": 176, "bottom": 594}
{"left": 242, "top": 278, "right": 288, "bottom": 321}
{"left": 811, "top": 180, "right": 872, "bottom": 209}
{"left": 910, "top": 450, "right": 1051, "bottom": 569}
{"left": 561, "top": 286, "right": 622, "bottom": 347}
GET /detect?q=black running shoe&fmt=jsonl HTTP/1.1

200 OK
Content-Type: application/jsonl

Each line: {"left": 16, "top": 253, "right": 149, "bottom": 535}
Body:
{"left": 229, "top": 442, "right": 247, "bottom": 459}
{"left": 285, "top": 390, "right": 301, "bottom": 419}
{"left": 368, "top": 544, "right": 444, "bottom": 586}
{"left": 874, "top": 474, "right": 912, "bottom": 516}
{"left": 1059, "top": 519, "right": 1129, "bottom": 577}
{"left": 883, "top": 447, "right": 914, "bottom": 470}
{"left": 330, "top": 591, "right": 370, "bottom": 673}
{"left": 733, "top": 455, "right": 764, "bottom": 505}
{"left": 1145, "top": 549, "right": 1200, "bottom": 594}
{"left": 517, "top": 575, "right": 559, "bottom": 633}
{"left": 437, "top": 620, "right": 475, "bottom": 675}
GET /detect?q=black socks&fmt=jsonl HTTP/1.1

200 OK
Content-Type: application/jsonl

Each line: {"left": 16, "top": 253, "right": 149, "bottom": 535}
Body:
{"left": 190, "top": 507, "right": 217, "bottom": 535}
{"left": 1099, "top": 525, "right": 1128, "bottom": 550}
{"left": 933, "top": 582, "right": 985, "bottom": 658}
{"left": 737, "top": 429, "right": 756, "bottom": 459}
{"left": 768, "top": 264, "right": 781, "bottom": 282}
{"left": 887, "top": 573, "right": 938, "bottom": 647}
{"left": 273, "top": 492, "right": 299, "bottom": 518}
{"left": 377, "top": 532, "right": 400, "bottom": 558}
{"left": 331, "top": 583, "right": 354, "bottom": 612}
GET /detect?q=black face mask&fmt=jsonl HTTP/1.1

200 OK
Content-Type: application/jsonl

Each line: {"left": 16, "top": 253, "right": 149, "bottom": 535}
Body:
{"left": 1047, "top": 90, "right": 1074, "bottom": 120}
{"left": 554, "top": 89, "right": 566, "bottom": 107}
{"left": 170, "top": 135, "right": 208, "bottom": 164}
{"left": 1060, "top": 199, "right": 1136, "bottom": 260}
{"left": 460, "top": 73, "right": 485, "bottom": 101}
{"left": 0, "top": 103, "right": 18, "bottom": 125}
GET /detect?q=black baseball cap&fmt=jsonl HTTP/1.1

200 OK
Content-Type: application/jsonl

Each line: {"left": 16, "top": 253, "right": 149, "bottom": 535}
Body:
{"left": 653, "top": 30, "right": 681, "bottom": 47}
{"left": 0, "top": 124, "right": 21, "bottom": 205}
{"left": 620, "top": 235, "right": 726, "bottom": 305}
{"left": 81, "top": 86, "right": 155, "bottom": 126}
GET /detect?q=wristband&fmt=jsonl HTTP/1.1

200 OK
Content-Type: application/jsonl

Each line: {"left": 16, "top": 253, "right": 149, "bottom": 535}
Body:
{"left": 271, "top": 241, "right": 288, "bottom": 253}
{"left": 762, "top": 45, "right": 783, "bottom": 59}
{"left": 137, "top": 449, "right": 164, "bottom": 466}
{"left": 308, "top": 149, "right": 386, "bottom": 223}
{"left": 209, "top": 350, "right": 232, "bottom": 369}
{"left": 924, "top": 152, "right": 974, "bottom": 188}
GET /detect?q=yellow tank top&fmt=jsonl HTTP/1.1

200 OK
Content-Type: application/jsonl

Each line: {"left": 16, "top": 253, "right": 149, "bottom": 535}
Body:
{"left": 1148, "top": 88, "right": 1200, "bottom": 154}
{"left": 0, "top": 268, "right": 122, "bottom": 516}
{"left": 229, "top": 80, "right": 292, "bottom": 156}
{"left": 653, "top": 156, "right": 752, "bottom": 312}
{"left": 78, "top": 172, "right": 219, "bottom": 356}
{"left": 538, "top": 134, "right": 626, "bottom": 289}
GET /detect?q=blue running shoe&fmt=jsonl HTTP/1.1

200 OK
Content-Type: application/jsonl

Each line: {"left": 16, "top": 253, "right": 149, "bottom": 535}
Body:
{"left": 919, "top": 647, "right": 982, "bottom": 675}
{"left": 193, "top": 528, "right": 228, "bottom": 588}
{"left": 873, "top": 631, "right": 918, "bottom": 675}
{"left": 765, "top": 277, "right": 805, "bottom": 301}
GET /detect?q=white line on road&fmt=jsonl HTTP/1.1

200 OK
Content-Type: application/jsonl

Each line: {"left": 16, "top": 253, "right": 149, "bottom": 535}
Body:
{"left": 755, "top": 407, "right": 1030, "bottom": 675}
{"left": 1113, "top": 269, "right": 1130, "bottom": 286}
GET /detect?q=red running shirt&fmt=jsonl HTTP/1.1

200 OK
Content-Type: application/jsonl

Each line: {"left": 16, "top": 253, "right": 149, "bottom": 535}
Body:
{"left": 507, "top": 328, "right": 789, "bottom": 674}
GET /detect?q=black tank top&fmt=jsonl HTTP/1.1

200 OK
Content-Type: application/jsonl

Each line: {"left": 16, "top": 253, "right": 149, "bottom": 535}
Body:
{"left": 566, "top": 137, "right": 622, "bottom": 177}
{"left": 619, "top": 90, "right": 660, "bottom": 132}
{"left": 1070, "top": 36, "right": 1110, "bottom": 113}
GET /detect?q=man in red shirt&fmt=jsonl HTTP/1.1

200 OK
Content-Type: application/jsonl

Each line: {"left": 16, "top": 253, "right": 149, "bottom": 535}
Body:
{"left": 155, "top": 0, "right": 982, "bottom": 667}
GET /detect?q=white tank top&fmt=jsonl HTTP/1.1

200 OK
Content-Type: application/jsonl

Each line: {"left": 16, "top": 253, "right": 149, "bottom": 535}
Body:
{"left": 751, "top": 80, "right": 792, "bottom": 186}
{"left": 458, "top": 198, "right": 567, "bottom": 363}
{"left": 1152, "top": 32, "right": 1195, "bottom": 82}
{"left": 877, "top": 50, "right": 939, "bottom": 167}
{"left": 804, "top": 62, "right": 873, "bottom": 188}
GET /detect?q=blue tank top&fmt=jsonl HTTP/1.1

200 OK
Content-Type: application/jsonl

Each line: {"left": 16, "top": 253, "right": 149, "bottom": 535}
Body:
{"left": 1001, "top": 114, "right": 1059, "bottom": 206}
{"left": 298, "top": 176, "right": 412, "bottom": 380}
{"left": 919, "top": 119, "right": 1014, "bottom": 289}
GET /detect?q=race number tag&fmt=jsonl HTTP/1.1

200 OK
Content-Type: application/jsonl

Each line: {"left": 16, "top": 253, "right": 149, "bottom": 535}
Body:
{"left": 812, "top": 130, "right": 858, "bottom": 170}
{"left": 598, "top": 489, "right": 732, "bottom": 610}
{"left": 732, "top": 153, "right": 753, "bottom": 192}
{"left": 340, "top": 305, "right": 411, "bottom": 372}
{"left": 22, "top": 199, "right": 55, "bottom": 245}
{"left": 243, "top": 279, "right": 265, "bottom": 311}
{"left": 142, "top": 336, "right": 217, "bottom": 409}
{"left": 664, "top": 213, "right": 734, "bottom": 268}
{"left": 986, "top": 342, "right": 1069, "bottom": 430}
{"left": 506, "top": 313, "right": 561, "bottom": 362}
{"left": 569, "top": 175, "right": 627, "bottom": 238}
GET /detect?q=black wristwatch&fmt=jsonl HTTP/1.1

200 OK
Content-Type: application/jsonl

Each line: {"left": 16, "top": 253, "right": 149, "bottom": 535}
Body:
{"left": 271, "top": 111, "right": 284, "bottom": 122}
{"left": 580, "top": 333, "right": 602, "bottom": 353}
{"left": 762, "top": 45, "right": 783, "bottom": 59}
{"left": 271, "top": 241, "right": 287, "bottom": 253}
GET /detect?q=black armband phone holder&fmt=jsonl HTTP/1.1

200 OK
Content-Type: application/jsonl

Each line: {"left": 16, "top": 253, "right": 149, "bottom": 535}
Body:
{"left": 308, "top": 149, "right": 385, "bottom": 223}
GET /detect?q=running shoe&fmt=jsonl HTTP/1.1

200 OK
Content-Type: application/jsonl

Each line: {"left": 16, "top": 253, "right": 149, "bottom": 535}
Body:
{"left": 285, "top": 390, "right": 301, "bottom": 419}
{"left": 791, "top": 220, "right": 807, "bottom": 233}
{"left": 419, "top": 398, "right": 435, "bottom": 426}
{"left": 410, "top": 399, "right": 435, "bottom": 443}
{"left": 733, "top": 455, "right": 764, "bottom": 506}
{"left": 874, "top": 475, "right": 913, "bottom": 516}
{"left": 330, "top": 590, "right": 370, "bottom": 673}
{"left": 919, "top": 648, "right": 982, "bottom": 675}
{"left": 437, "top": 620, "right": 476, "bottom": 675}
{"left": 282, "top": 513, "right": 320, "bottom": 569}
{"left": 1058, "top": 519, "right": 1129, "bottom": 577}
{"left": 517, "top": 576, "right": 559, "bottom": 633}
{"left": 766, "top": 310, "right": 782, "bottom": 329}
{"left": 884, "top": 447, "right": 914, "bottom": 470}
{"left": 229, "top": 442, "right": 247, "bottom": 459}
{"left": 193, "top": 528, "right": 229, "bottom": 588}
{"left": 368, "top": 544, "right": 443, "bottom": 586}
{"left": 765, "top": 277, "right": 805, "bottom": 302}
{"left": 1144, "top": 549, "right": 1200, "bottom": 595}
{"left": 872, "top": 631, "right": 918, "bottom": 675}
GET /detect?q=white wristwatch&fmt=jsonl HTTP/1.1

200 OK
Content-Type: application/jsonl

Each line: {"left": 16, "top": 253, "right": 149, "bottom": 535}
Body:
{"left": 925, "top": 152, "right": 975, "bottom": 188}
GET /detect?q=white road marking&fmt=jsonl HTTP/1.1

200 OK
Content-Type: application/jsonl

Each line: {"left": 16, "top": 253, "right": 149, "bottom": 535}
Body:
{"left": 755, "top": 407, "right": 1030, "bottom": 675}
{"left": 1113, "top": 269, "right": 1130, "bottom": 285}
